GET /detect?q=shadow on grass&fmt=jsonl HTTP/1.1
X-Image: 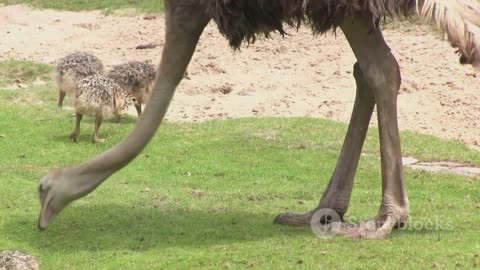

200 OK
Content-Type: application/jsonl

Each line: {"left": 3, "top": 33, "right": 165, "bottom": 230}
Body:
{"left": 48, "top": 125, "right": 134, "bottom": 144}
{"left": 5, "top": 204, "right": 312, "bottom": 252}
{"left": 49, "top": 134, "right": 129, "bottom": 144}
{"left": 58, "top": 115, "right": 137, "bottom": 125}
{"left": 104, "top": 116, "right": 137, "bottom": 125}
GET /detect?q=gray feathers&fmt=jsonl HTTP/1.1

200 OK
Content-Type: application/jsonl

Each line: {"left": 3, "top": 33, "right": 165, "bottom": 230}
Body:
{"left": 107, "top": 61, "right": 156, "bottom": 105}
{"left": 54, "top": 52, "right": 105, "bottom": 108}
{"left": 209, "top": 0, "right": 416, "bottom": 49}
{"left": 54, "top": 52, "right": 157, "bottom": 116}
{"left": 75, "top": 74, "right": 127, "bottom": 118}
{"left": 55, "top": 52, "right": 104, "bottom": 90}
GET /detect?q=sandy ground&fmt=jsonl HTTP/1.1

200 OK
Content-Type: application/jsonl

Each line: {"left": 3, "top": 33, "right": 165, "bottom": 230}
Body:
{"left": 1, "top": 5, "right": 479, "bottom": 147}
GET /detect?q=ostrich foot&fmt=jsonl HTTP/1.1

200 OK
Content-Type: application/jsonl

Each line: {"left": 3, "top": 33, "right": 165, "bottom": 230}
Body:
{"left": 339, "top": 214, "right": 408, "bottom": 239}
{"left": 93, "top": 136, "right": 105, "bottom": 144}
{"left": 275, "top": 209, "right": 407, "bottom": 239}
{"left": 69, "top": 132, "right": 78, "bottom": 143}
{"left": 274, "top": 208, "right": 345, "bottom": 226}
{"left": 274, "top": 212, "right": 315, "bottom": 226}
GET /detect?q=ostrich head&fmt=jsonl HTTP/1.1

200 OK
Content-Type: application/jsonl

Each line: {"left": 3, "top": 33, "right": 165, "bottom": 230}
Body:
{"left": 38, "top": 167, "right": 107, "bottom": 230}
{"left": 38, "top": 169, "right": 71, "bottom": 230}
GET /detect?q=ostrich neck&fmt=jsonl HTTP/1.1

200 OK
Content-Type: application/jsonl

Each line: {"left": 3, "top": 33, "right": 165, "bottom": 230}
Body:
{"left": 76, "top": 77, "right": 172, "bottom": 175}
{"left": 69, "top": 18, "right": 206, "bottom": 196}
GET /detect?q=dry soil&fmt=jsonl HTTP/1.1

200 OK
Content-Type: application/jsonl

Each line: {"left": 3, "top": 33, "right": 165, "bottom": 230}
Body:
{"left": 1, "top": 5, "right": 479, "bottom": 147}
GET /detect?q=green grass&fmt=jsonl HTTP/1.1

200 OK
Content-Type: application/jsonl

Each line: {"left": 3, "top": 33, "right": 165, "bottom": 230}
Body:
{"left": 0, "top": 62, "right": 479, "bottom": 269}
{"left": 0, "top": 60, "right": 53, "bottom": 87}
{"left": 0, "top": 0, "right": 164, "bottom": 12}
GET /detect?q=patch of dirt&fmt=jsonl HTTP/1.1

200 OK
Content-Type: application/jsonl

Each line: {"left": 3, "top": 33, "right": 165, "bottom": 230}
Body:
{"left": 403, "top": 157, "right": 480, "bottom": 177}
{"left": 1, "top": 5, "right": 479, "bottom": 147}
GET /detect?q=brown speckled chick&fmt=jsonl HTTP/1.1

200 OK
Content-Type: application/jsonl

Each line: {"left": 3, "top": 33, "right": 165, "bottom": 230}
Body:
{"left": 54, "top": 52, "right": 104, "bottom": 108}
{"left": 71, "top": 74, "right": 131, "bottom": 144}
{"left": 107, "top": 61, "right": 156, "bottom": 116}
{"left": 0, "top": 251, "right": 39, "bottom": 270}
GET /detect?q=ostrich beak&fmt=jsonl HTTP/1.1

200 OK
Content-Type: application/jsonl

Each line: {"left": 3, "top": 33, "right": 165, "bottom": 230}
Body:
{"left": 38, "top": 200, "right": 57, "bottom": 230}
{"left": 37, "top": 185, "right": 59, "bottom": 231}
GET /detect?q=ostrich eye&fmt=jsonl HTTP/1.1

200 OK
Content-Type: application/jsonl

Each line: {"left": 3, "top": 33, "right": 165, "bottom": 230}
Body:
{"left": 38, "top": 184, "right": 45, "bottom": 195}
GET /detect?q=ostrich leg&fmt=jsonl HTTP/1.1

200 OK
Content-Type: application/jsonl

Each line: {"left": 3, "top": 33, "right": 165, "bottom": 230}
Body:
{"left": 69, "top": 113, "right": 83, "bottom": 143}
{"left": 338, "top": 13, "right": 409, "bottom": 238}
{"left": 58, "top": 90, "right": 66, "bottom": 108}
{"left": 274, "top": 63, "right": 375, "bottom": 225}
{"left": 38, "top": 2, "right": 210, "bottom": 230}
{"left": 276, "top": 13, "right": 409, "bottom": 238}
{"left": 93, "top": 116, "right": 104, "bottom": 144}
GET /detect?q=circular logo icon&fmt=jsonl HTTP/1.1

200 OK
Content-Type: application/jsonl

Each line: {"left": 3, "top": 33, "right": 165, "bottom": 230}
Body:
{"left": 310, "top": 208, "right": 342, "bottom": 238}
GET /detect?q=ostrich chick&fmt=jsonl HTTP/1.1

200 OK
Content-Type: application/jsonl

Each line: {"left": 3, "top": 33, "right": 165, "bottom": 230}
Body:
{"left": 0, "top": 251, "right": 39, "bottom": 270}
{"left": 54, "top": 52, "right": 104, "bottom": 108}
{"left": 71, "top": 74, "right": 130, "bottom": 144}
{"left": 107, "top": 61, "right": 156, "bottom": 116}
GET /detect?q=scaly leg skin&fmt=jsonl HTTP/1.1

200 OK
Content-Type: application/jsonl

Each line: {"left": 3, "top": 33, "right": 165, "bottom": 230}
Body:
{"left": 93, "top": 116, "right": 105, "bottom": 144}
{"left": 135, "top": 104, "right": 142, "bottom": 117}
{"left": 274, "top": 62, "right": 375, "bottom": 226}
{"left": 338, "top": 13, "right": 409, "bottom": 239}
{"left": 70, "top": 113, "right": 83, "bottom": 143}
{"left": 275, "top": 13, "right": 409, "bottom": 239}
{"left": 58, "top": 90, "right": 66, "bottom": 109}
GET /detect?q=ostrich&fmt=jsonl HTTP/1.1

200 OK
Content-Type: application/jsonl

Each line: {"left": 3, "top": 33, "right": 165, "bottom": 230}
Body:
{"left": 107, "top": 61, "right": 156, "bottom": 117}
{"left": 38, "top": 0, "right": 480, "bottom": 239}
{"left": 71, "top": 74, "right": 131, "bottom": 144}
{"left": 0, "top": 251, "right": 39, "bottom": 270}
{"left": 54, "top": 52, "right": 104, "bottom": 109}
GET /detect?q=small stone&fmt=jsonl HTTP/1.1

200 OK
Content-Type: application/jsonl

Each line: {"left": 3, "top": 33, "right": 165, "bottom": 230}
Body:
{"left": 237, "top": 89, "right": 256, "bottom": 96}
{"left": 219, "top": 84, "right": 233, "bottom": 94}
{"left": 252, "top": 105, "right": 264, "bottom": 113}
{"left": 143, "top": 14, "right": 158, "bottom": 20}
